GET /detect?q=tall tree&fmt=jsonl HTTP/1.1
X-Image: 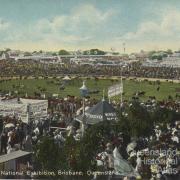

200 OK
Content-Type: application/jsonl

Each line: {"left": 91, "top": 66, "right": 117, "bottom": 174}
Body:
{"left": 34, "top": 136, "right": 67, "bottom": 178}
{"left": 83, "top": 49, "right": 106, "bottom": 55}
{"left": 58, "top": 49, "right": 70, "bottom": 55}
{"left": 120, "top": 101, "right": 153, "bottom": 138}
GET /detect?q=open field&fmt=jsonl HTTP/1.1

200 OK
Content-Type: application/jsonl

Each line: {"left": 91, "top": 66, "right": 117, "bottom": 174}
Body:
{"left": 0, "top": 77, "right": 179, "bottom": 101}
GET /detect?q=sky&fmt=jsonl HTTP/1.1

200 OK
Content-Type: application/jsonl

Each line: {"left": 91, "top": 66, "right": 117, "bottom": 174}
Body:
{"left": 0, "top": 0, "right": 180, "bottom": 53}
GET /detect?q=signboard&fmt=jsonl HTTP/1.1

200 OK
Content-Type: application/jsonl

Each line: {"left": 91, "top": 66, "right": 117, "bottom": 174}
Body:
{"left": 0, "top": 104, "right": 28, "bottom": 123}
{"left": 0, "top": 99, "right": 48, "bottom": 123}
{"left": 108, "top": 83, "right": 123, "bottom": 98}
{"left": 28, "top": 100, "right": 48, "bottom": 120}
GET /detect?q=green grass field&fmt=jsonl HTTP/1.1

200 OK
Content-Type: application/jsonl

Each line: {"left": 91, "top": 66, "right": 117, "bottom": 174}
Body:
{"left": 0, "top": 77, "right": 179, "bottom": 101}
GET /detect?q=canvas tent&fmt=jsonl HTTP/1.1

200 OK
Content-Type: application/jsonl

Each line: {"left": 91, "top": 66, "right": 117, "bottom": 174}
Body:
{"left": 76, "top": 99, "right": 118, "bottom": 125}
{"left": 62, "top": 75, "right": 71, "bottom": 81}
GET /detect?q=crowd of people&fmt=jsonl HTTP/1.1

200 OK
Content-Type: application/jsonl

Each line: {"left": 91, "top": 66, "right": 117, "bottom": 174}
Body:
{"left": 0, "top": 94, "right": 179, "bottom": 179}
{"left": 126, "top": 120, "right": 180, "bottom": 180}
{"left": 0, "top": 95, "right": 85, "bottom": 155}
{"left": 0, "top": 117, "right": 31, "bottom": 155}
{"left": 0, "top": 60, "right": 179, "bottom": 80}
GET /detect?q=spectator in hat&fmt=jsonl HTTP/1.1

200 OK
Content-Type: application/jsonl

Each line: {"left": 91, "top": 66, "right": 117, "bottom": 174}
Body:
{"left": 0, "top": 132, "right": 8, "bottom": 154}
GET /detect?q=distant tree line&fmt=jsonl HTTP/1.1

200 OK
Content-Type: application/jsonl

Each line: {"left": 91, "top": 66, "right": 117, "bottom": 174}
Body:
{"left": 148, "top": 49, "right": 173, "bottom": 60}
{"left": 57, "top": 49, "right": 106, "bottom": 56}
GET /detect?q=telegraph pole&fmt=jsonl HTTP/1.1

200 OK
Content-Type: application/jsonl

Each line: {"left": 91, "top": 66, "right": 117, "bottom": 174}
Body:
{"left": 123, "top": 42, "right": 126, "bottom": 54}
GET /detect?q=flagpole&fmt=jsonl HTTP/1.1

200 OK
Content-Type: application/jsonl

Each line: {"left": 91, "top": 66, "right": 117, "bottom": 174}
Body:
{"left": 120, "top": 68, "right": 123, "bottom": 105}
{"left": 120, "top": 76, "right": 123, "bottom": 105}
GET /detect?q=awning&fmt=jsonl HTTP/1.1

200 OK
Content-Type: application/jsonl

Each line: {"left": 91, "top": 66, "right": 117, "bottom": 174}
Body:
{"left": 0, "top": 150, "right": 32, "bottom": 164}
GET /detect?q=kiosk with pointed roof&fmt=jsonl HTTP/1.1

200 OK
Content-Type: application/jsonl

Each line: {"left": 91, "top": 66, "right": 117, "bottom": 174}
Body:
{"left": 76, "top": 91, "right": 118, "bottom": 125}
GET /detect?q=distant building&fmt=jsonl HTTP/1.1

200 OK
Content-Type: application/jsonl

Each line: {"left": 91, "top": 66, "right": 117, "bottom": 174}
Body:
{"left": 8, "top": 50, "right": 21, "bottom": 57}
{"left": 172, "top": 51, "right": 180, "bottom": 57}
{"left": 0, "top": 52, "right": 10, "bottom": 60}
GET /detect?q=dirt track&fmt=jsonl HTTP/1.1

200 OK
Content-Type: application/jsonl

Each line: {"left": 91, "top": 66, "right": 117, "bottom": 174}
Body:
{"left": 0, "top": 75, "right": 179, "bottom": 83}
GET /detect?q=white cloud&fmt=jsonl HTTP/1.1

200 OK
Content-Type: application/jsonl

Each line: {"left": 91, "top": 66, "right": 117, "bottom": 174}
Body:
{"left": 36, "top": 15, "right": 67, "bottom": 33}
{"left": 124, "top": 21, "right": 160, "bottom": 40}
{"left": 122, "top": 9, "right": 180, "bottom": 40}
{"left": 161, "top": 10, "right": 180, "bottom": 35}
{"left": 60, "top": 35, "right": 92, "bottom": 42}
{"left": 71, "top": 4, "right": 114, "bottom": 26}
{"left": 0, "top": 18, "right": 10, "bottom": 31}
{"left": 0, "top": 4, "right": 115, "bottom": 50}
{"left": 34, "top": 3, "right": 114, "bottom": 41}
